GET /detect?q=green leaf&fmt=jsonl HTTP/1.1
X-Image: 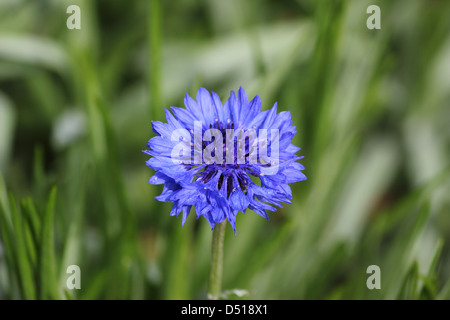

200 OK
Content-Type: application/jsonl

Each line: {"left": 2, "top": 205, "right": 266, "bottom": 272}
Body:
{"left": 20, "top": 198, "right": 41, "bottom": 269}
{"left": 419, "top": 239, "right": 444, "bottom": 300}
{"left": 437, "top": 277, "right": 450, "bottom": 300}
{"left": 397, "top": 261, "right": 419, "bottom": 300}
{"left": 426, "top": 239, "right": 444, "bottom": 278}
{"left": 419, "top": 275, "right": 437, "bottom": 300}
{"left": 0, "top": 172, "right": 11, "bottom": 223}
{"left": 81, "top": 269, "right": 109, "bottom": 300}
{"left": 23, "top": 219, "right": 37, "bottom": 269}
{"left": 0, "top": 175, "right": 17, "bottom": 297}
{"left": 0, "top": 92, "right": 15, "bottom": 171}
{"left": 58, "top": 169, "right": 87, "bottom": 297}
{"left": 9, "top": 194, "right": 36, "bottom": 300}
{"left": 21, "top": 198, "right": 41, "bottom": 245}
{"left": 39, "top": 186, "right": 59, "bottom": 300}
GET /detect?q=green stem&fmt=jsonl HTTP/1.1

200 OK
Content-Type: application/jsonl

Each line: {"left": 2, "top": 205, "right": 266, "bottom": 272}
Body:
{"left": 208, "top": 221, "right": 226, "bottom": 300}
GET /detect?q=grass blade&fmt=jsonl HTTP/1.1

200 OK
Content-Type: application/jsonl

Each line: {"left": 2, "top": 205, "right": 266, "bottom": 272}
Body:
{"left": 21, "top": 198, "right": 41, "bottom": 245}
{"left": 397, "top": 261, "right": 419, "bottom": 300}
{"left": 9, "top": 194, "right": 36, "bottom": 300}
{"left": 0, "top": 186, "right": 16, "bottom": 297}
{"left": 419, "top": 239, "right": 444, "bottom": 299}
{"left": 39, "top": 186, "right": 59, "bottom": 300}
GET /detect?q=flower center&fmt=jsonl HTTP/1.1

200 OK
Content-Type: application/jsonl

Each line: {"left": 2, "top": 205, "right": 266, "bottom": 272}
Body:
{"left": 196, "top": 168, "right": 248, "bottom": 198}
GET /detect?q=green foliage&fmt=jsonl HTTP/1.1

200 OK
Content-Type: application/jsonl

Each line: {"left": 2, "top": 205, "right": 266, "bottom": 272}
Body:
{"left": 0, "top": 0, "right": 449, "bottom": 300}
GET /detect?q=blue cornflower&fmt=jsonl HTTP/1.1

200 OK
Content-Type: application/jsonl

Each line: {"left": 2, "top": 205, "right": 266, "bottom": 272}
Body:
{"left": 143, "top": 87, "right": 306, "bottom": 235}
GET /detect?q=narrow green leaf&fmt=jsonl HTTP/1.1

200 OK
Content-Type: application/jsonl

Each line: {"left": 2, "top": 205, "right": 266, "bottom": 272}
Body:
{"left": 0, "top": 172, "right": 11, "bottom": 223}
{"left": 0, "top": 92, "right": 15, "bottom": 171}
{"left": 22, "top": 197, "right": 41, "bottom": 242}
{"left": 397, "top": 261, "right": 419, "bottom": 300}
{"left": 81, "top": 270, "right": 109, "bottom": 300}
{"left": 21, "top": 199, "right": 41, "bottom": 268}
{"left": 9, "top": 194, "right": 36, "bottom": 300}
{"left": 437, "top": 277, "right": 450, "bottom": 300}
{"left": 23, "top": 220, "right": 37, "bottom": 269}
{"left": 419, "top": 239, "right": 444, "bottom": 299}
{"left": 382, "top": 202, "right": 431, "bottom": 299}
{"left": 419, "top": 275, "right": 437, "bottom": 300}
{"left": 426, "top": 239, "right": 444, "bottom": 278}
{"left": 59, "top": 171, "right": 86, "bottom": 295}
{"left": 39, "top": 186, "right": 59, "bottom": 300}
{"left": 0, "top": 189, "right": 17, "bottom": 296}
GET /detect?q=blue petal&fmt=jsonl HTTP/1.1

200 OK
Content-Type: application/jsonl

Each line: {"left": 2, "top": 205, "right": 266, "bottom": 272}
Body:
{"left": 212, "top": 91, "right": 224, "bottom": 122}
{"left": 276, "top": 184, "right": 293, "bottom": 199}
{"left": 184, "top": 93, "right": 200, "bottom": 115}
{"left": 226, "top": 91, "right": 240, "bottom": 125}
{"left": 171, "top": 106, "right": 198, "bottom": 128}
{"left": 207, "top": 192, "right": 227, "bottom": 223}
{"left": 285, "top": 144, "right": 301, "bottom": 154}
{"left": 260, "top": 102, "right": 278, "bottom": 129}
{"left": 229, "top": 190, "right": 249, "bottom": 212}
{"left": 248, "top": 108, "right": 270, "bottom": 129}
{"left": 271, "top": 111, "right": 292, "bottom": 131}
{"left": 147, "top": 136, "right": 174, "bottom": 154}
{"left": 164, "top": 108, "right": 183, "bottom": 130}
{"left": 170, "top": 201, "right": 182, "bottom": 217}
{"left": 152, "top": 121, "right": 173, "bottom": 139}
{"left": 237, "top": 87, "right": 249, "bottom": 122}
{"left": 242, "top": 95, "right": 261, "bottom": 126}
{"left": 249, "top": 204, "right": 269, "bottom": 220}
{"left": 182, "top": 205, "right": 192, "bottom": 226}
{"left": 149, "top": 172, "right": 171, "bottom": 185}
{"left": 279, "top": 132, "right": 294, "bottom": 149}
{"left": 227, "top": 210, "right": 238, "bottom": 236}
{"left": 283, "top": 164, "right": 307, "bottom": 183}
{"left": 263, "top": 173, "right": 287, "bottom": 184}
{"left": 197, "top": 87, "right": 216, "bottom": 126}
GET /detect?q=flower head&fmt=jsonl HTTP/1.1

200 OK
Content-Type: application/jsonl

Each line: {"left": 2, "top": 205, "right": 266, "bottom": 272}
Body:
{"left": 144, "top": 87, "right": 306, "bottom": 235}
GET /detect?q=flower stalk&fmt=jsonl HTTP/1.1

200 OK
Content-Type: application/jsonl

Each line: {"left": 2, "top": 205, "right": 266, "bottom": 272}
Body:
{"left": 208, "top": 220, "right": 226, "bottom": 300}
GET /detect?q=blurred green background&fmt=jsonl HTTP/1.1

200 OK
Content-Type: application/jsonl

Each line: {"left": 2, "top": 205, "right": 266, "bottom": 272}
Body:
{"left": 1, "top": 0, "right": 450, "bottom": 300}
